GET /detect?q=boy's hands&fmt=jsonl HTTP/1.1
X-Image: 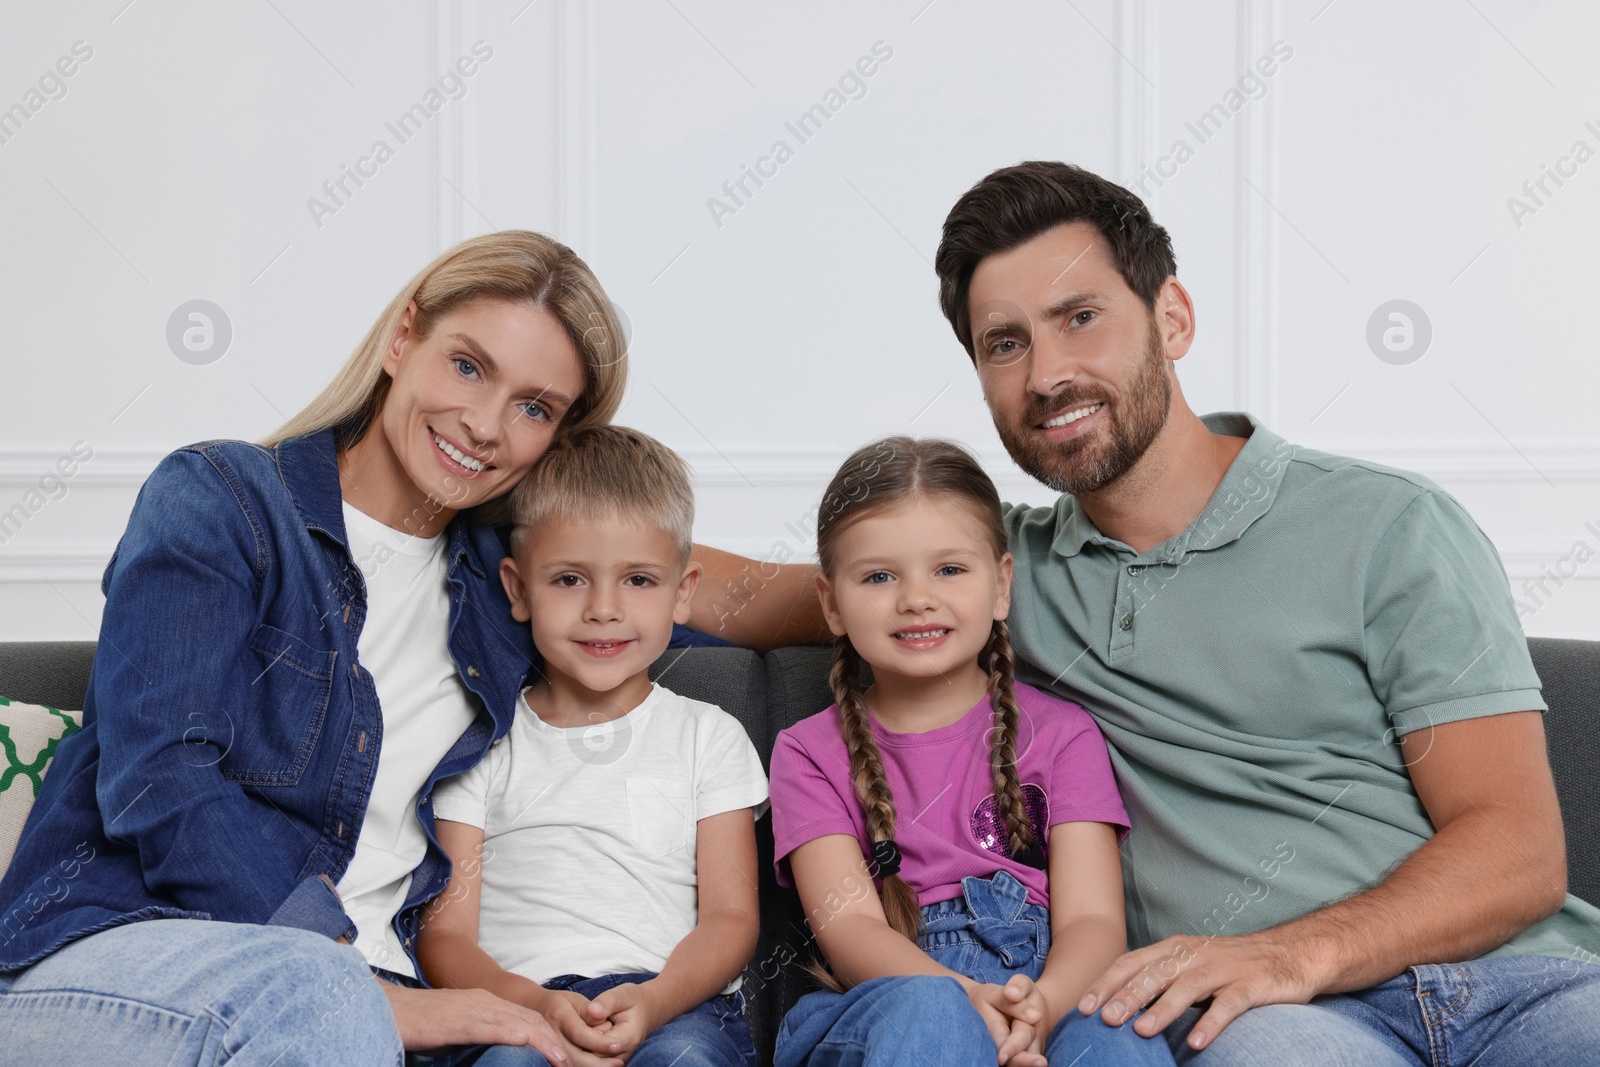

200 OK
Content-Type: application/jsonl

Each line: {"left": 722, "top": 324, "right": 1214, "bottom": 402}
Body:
{"left": 964, "top": 974, "right": 1054, "bottom": 1066}
{"left": 527, "top": 988, "right": 622, "bottom": 1059}
{"left": 381, "top": 983, "right": 622, "bottom": 1067}
{"left": 582, "top": 980, "right": 666, "bottom": 1058}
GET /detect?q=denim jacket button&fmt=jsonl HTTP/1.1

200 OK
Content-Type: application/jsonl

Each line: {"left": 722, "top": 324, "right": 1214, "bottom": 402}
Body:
{"left": 467, "top": 664, "right": 481, "bottom": 678}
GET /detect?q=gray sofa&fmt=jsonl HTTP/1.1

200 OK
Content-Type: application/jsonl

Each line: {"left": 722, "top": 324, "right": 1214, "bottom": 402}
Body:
{"left": 2, "top": 637, "right": 1597, "bottom": 1065}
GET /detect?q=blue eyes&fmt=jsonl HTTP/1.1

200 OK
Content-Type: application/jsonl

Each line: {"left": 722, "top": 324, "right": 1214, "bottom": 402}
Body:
{"left": 863, "top": 565, "right": 965, "bottom": 584}
{"left": 451, "top": 356, "right": 552, "bottom": 423}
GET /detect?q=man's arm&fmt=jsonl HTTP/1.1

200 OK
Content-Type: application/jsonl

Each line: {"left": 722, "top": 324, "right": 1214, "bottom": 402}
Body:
{"left": 687, "top": 544, "right": 829, "bottom": 651}
{"left": 1081, "top": 709, "right": 1567, "bottom": 1052}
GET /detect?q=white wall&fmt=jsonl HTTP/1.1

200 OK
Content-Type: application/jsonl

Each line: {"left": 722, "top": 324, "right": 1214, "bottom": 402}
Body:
{"left": 2, "top": 0, "right": 1596, "bottom": 641}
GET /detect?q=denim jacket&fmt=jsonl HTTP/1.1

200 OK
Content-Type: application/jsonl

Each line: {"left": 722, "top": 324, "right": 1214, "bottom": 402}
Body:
{"left": 0, "top": 429, "right": 533, "bottom": 974}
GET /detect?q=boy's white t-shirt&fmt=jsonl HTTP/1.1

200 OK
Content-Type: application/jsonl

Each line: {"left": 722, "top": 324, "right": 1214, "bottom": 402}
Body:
{"left": 432, "top": 682, "right": 769, "bottom": 985}
{"left": 336, "top": 502, "right": 479, "bottom": 977}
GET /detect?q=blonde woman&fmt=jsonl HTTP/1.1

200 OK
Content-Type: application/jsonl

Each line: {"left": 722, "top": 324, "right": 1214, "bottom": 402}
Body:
{"left": 0, "top": 232, "right": 629, "bottom": 1067}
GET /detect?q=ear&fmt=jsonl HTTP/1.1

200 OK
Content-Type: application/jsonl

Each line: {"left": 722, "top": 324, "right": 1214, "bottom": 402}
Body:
{"left": 383, "top": 300, "right": 419, "bottom": 377}
{"left": 672, "top": 560, "right": 704, "bottom": 625}
{"left": 993, "top": 551, "right": 1014, "bottom": 620}
{"left": 500, "top": 554, "right": 532, "bottom": 623}
{"left": 815, "top": 571, "right": 848, "bottom": 637}
{"left": 1155, "top": 277, "right": 1196, "bottom": 363}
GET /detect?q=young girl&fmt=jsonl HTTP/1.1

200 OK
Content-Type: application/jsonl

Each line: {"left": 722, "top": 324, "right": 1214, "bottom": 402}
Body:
{"left": 768, "top": 437, "right": 1175, "bottom": 1067}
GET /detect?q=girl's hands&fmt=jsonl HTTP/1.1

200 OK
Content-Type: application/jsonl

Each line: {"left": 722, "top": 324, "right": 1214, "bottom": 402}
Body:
{"left": 380, "top": 983, "right": 623, "bottom": 1067}
{"left": 582, "top": 979, "right": 666, "bottom": 1059}
{"left": 964, "top": 974, "right": 1052, "bottom": 1066}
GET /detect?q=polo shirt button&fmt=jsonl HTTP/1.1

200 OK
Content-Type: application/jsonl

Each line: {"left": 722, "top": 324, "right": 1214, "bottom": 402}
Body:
{"left": 467, "top": 665, "right": 481, "bottom": 678}
{"left": 1120, "top": 614, "right": 1134, "bottom": 630}
{"left": 1127, "top": 565, "right": 1143, "bottom": 576}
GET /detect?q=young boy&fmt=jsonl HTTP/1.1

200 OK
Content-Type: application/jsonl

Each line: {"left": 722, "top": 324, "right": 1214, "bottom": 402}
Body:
{"left": 419, "top": 426, "right": 767, "bottom": 1067}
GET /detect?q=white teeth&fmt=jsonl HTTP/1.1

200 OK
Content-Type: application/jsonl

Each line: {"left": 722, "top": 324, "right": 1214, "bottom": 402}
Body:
{"left": 895, "top": 628, "right": 949, "bottom": 639}
{"left": 1043, "top": 403, "right": 1103, "bottom": 429}
{"left": 433, "top": 431, "right": 486, "bottom": 471}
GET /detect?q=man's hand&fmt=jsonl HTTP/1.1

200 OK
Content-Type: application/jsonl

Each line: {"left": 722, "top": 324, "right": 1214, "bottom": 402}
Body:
{"left": 1078, "top": 930, "right": 1324, "bottom": 1052}
{"left": 583, "top": 980, "right": 666, "bottom": 1058}
{"left": 380, "top": 983, "right": 622, "bottom": 1067}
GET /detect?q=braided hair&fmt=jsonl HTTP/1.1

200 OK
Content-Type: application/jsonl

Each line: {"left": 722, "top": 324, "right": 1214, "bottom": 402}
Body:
{"left": 815, "top": 437, "right": 1037, "bottom": 948}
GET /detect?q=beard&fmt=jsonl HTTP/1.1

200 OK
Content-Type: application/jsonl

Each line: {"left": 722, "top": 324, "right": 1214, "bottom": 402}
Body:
{"left": 993, "top": 316, "right": 1172, "bottom": 497}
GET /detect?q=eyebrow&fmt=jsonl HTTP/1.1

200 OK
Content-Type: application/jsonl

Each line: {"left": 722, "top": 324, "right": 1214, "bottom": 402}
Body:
{"left": 449, "top": 332, "right": 577, "bottom": 412}
{"left": 849, "top": 548, "right": 986, "bottom": 567}
{"left": 970, "top": 290, "right": 1103, "bottom": 344}
{"left": 539, "top": 559, "right": 674, "bottom": 571}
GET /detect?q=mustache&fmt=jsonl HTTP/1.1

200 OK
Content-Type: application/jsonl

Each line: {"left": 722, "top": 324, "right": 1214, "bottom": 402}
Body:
{"left": 1022, "top": 387, "right": 1111, "bottom": 427}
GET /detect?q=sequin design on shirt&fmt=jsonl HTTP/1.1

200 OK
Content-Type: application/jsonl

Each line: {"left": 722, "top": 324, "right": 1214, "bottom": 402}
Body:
{"left": 970, "top": 783, "right": 1050, "bottom": 859}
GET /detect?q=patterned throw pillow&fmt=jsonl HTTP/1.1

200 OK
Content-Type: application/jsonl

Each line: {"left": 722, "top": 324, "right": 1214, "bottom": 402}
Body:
{"left": 0, "top": 696, "right": 83, "bottom": 877}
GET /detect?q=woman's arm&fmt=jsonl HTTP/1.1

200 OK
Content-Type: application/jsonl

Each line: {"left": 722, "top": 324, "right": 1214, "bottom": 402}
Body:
{"left": 584, "top": 808, "right": 761, "bottom": 1049}
{"left": 91, "top": 450, "right": 342, "bottom": 930}
{"left": 416, "top": 819, "right": 622, "bottom": 1062}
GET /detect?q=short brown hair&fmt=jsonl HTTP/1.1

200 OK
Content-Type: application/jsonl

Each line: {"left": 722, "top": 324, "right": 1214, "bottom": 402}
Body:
{"left": 508, "top": 425, "right": 693, "bottom": 562}
{"left": 935, "top": 161, "right": 1177, "bottom": 360}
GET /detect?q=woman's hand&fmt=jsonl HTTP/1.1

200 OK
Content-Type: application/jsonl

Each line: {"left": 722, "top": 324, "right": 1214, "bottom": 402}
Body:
{"left": 380, "top": 982, "right": 623, "bottom": 1067}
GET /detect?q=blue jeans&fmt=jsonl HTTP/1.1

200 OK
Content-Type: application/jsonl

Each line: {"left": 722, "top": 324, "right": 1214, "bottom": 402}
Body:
{"left": 774, "top": 870, "right": 1174, "bottom": 1066}
{"left": 0, "top": 918, "right": 401, "bottom": 1064}
{"left": 462, "top": 972, "right": 755, "bottom": 1067}
{"left": 1165, "top": 952, "right": 1600, "bottom": 1066}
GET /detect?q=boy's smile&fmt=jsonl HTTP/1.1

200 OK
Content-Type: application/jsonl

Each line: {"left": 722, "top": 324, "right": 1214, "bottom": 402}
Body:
{"left": 500, "top": 513, "right": 700, "bottom": 725}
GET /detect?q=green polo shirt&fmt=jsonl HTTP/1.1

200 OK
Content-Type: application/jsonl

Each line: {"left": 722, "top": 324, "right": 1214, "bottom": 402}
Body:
{"left": 1004, "top": 411, "right": 1600, "bottom": 961}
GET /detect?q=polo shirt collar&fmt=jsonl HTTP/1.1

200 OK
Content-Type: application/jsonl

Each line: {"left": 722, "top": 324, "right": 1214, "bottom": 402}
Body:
{"left": 1049, "top": 411, "right": 1288, "bottom": 559}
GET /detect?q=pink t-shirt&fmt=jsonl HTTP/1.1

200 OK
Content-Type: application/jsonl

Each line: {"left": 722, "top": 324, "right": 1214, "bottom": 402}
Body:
{"left": 770, "top": 682, "right": 1130, "bottom": 909}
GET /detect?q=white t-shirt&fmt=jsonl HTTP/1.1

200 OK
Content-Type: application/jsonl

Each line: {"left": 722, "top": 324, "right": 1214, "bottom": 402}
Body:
{"left": 337, "top": 502, "right": 479, "bottom": 977}
{"left": 432, "top": 683, "right": 768, "bottom": 985}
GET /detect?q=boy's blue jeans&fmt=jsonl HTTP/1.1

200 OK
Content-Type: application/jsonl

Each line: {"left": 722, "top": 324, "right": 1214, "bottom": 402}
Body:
{"left": 462, "top": 971, "right": 755, "bottom": 1067}
{"left": 774, "top": 870, "right": 1175, "bottom": 1066}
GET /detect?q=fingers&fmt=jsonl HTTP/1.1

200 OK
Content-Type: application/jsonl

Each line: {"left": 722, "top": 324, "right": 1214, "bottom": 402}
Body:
{"left": 969, "top": 996, "right": 1013, "bottom": 1051}
{"left": 1079, "top": 943, "right": 1171, "bottom": 1018}
{"left": 995, "top": 1018, "right": 1037, "bottom": 1064}
{"left": 1177, "top": 985, "right": 1257, "bottom": 1049}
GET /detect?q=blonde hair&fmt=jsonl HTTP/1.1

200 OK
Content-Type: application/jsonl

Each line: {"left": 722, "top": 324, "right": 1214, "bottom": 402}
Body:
{"left": 816, "top": 437, "right": 1033, "bottom": 949}
{"left": 263, "top": 230, "right": 627, "bottom": 451}
{"left": 508, "top": 425, "right": 694, "bottom": 564}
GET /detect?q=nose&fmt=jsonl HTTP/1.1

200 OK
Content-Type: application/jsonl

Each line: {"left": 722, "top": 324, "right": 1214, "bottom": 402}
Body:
{"left": 897, "top": 575, "right": 938, "bottom": 615}
{"left": 584, "top": 583, "right": 623, "bottom": 624}
{"left": 463, "top": 399, "right": 499, "bottom": 452}
{"left": 1025, "top": 332, "right": 1076, "bottom": 398}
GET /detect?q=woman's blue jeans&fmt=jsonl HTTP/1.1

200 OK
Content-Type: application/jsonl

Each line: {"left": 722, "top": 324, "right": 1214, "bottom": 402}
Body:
{"left": 774, "top": 870, "right": 1174, "bottom": 1066}
{"left": 0, "top": 918, "right": 400, "bottom": 1064}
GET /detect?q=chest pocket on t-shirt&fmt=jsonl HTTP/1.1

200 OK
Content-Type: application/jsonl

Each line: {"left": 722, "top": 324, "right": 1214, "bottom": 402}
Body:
{"left": 625, "top": 779, "right": 693, "bottom": 858}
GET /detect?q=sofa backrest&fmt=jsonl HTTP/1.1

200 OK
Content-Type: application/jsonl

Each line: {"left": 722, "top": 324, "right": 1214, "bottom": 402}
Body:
{"left": 3, "top": 636, "right": 1598, "bottom": 1062}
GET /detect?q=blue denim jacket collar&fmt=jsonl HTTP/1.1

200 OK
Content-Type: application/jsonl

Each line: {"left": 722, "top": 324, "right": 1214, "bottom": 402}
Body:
{"left": 274, "top": 429, "right": 488, "bottom": 583}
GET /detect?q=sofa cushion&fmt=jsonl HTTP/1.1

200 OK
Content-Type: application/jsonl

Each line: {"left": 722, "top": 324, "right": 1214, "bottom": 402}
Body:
{"left": 0, "top": 695, "right": 83, "bottom": 874}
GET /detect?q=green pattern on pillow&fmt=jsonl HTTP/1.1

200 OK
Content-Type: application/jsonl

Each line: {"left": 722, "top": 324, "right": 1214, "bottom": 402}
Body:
{"left": 0, "top": 695, "right": 84, "bottom": 877}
